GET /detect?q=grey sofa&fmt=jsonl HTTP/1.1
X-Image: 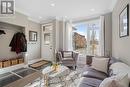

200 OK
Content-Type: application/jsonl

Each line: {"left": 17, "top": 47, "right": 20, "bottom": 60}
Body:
{"left": 57, "top": 51, "right": 79, "bottom": 69}
{"left": 78, "top": 67, "right": 107, "bottom": 87}
{"left": 78, "top": 57, "right": 127, "bottom": 87}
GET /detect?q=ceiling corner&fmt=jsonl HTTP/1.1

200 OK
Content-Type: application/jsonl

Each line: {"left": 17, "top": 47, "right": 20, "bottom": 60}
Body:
{"left": 109, "top": 0, "right": 118, "bottom": 11}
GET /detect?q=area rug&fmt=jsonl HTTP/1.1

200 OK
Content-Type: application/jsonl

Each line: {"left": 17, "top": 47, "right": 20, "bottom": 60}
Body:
{"left": 29, "top": 60, "right": 52, "bottom": 70}
{"left": 42, "top": 70, "right": 81, "bottom": 87}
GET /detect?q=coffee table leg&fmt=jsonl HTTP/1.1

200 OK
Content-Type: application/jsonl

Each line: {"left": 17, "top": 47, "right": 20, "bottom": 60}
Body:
{"left": 44, "top": 74, "right": 48, "bottom": 87}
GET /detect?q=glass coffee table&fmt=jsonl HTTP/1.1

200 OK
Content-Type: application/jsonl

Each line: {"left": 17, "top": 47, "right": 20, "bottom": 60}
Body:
{"left": 42, "top": 65, "right": 70, "bottom": 87}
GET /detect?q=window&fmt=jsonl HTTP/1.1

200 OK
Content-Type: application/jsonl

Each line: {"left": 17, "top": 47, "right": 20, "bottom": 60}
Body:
{"left": 73, "top": 19, "right": 101, "bottom": 56}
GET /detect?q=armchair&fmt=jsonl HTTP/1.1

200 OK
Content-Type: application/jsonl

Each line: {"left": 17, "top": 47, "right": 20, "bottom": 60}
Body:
{"left": 57, "top": 51, "right": 79, "bottom": 69}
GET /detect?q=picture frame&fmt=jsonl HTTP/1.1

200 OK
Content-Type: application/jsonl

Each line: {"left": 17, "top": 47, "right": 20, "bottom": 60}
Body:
{"left": 29, "top": 31, "right": 37, "bottom": 41}
{"left": 119, "top": 4, "right": 129, "bottom": 38}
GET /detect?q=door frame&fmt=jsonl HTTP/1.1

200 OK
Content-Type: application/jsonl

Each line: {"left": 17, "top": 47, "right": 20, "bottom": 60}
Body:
{"left": 41, "top": 23, "right": 55, "bottom": 62}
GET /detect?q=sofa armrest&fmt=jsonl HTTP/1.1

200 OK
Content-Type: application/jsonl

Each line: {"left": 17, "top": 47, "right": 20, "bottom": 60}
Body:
{"left": 57, "top": 52, "right": 63, "bottom": 62}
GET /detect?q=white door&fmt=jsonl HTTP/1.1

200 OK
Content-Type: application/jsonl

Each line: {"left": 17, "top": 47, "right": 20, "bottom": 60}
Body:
{"left": 41, "top": 24, "right": 54, "bottom": 61}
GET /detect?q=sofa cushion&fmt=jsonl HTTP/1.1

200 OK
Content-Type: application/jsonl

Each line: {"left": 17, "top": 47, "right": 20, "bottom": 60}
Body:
{"left": 92, "top": 57, "right": 109, "bottom": 74}
{"left": 62, "top": 60, "right": 75, "bottom": 66}
{"left": 62, "top": 51, "right": 73, "bottom": 58}
{"left": 110, "top": 62, "right": 130, "bottom": 82}
{"left": 99, "top": 73, "right": 129, "bottom": 87}
{"left": 62, "top": 58, "right": 73, "bottom": 61}
{"left": 109, "top": 57, "right": 122, "bottom": 66}
{"left": 108, "top": 57, "right": 122, "bottom": 76}
{"left": 86, "top": 56, "right": 109, "bottom": 66}
{"left": 82, "top": 67, "right": 108, "bottom": 80}
{"left": 78, "top": 77, "right": 102, "bottom": 87}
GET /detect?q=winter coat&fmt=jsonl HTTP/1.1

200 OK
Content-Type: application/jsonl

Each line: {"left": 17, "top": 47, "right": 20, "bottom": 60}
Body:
{"left": 9, "top": 32, "right": 27, "bottom": 54}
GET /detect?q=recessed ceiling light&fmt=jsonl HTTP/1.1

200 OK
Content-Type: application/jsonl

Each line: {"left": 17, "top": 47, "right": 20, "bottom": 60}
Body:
{"left": 39, "top": 16, "right": 42, "bottom": 19}
{"left": 91, "top": 9, "right": 95, "bottom": 12}
{"left": 51, "top": 3, "right": 55, "bottom": 7}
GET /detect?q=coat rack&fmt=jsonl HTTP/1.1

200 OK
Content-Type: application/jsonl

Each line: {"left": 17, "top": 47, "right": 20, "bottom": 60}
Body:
{"left": 0, "top": 22, "right": 26, "bottom": 69}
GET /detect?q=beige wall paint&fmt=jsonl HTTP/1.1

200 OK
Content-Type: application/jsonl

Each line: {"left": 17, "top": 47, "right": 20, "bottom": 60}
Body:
{"left": 0, "top": 22, "right": 23, "bottom": 58}
{"left": 59, "top": 21, "right": 63, "bottom": 50}
{"left": 59, "top": 20, "right": 65, "bottom": 50}
{"left": 112, "top": 0, "right": 130, "bottom": 65}
{"left": 0, "top": 12, "right": 41, "bottom": 62}
{"left": 27, "top": 20, "right": 41, "bottom": 60}
{"left": 104, "top": 13, "right": 112, "bottom": 57}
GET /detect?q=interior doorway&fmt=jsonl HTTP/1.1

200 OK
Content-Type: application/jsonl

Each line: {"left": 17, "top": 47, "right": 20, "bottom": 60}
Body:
{"left": 41, "top": 24, "right": 54, "bottom": 61}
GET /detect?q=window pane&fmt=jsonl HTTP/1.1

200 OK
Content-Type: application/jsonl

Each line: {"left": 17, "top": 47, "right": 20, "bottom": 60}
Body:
{"left": 73, "top": 24, "right": 87, "bottom": 55}
{"left": 73, "top": 19, "right": 100, "bottom": 56}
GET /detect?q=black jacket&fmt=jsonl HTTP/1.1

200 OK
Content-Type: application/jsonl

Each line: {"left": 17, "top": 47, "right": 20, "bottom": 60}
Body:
{"left": 9, "top": 32, "right": 27, "bottom": 54}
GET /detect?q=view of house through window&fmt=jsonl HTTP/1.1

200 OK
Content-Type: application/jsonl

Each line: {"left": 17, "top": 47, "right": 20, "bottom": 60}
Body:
{"left": 73, "top": 19, "right": 100, "bottom": 56}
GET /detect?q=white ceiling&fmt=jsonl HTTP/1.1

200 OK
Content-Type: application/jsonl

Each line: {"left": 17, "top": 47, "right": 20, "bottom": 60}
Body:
{"left": 15, "top": 0, "right": 117, "bottom": 22}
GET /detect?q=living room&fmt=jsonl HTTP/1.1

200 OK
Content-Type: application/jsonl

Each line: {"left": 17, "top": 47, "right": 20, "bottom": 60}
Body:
{"left": 0, "top": 0, "right": 130, "bottom": 87}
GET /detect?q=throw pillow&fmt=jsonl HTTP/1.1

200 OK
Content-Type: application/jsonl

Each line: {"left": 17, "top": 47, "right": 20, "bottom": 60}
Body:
{"left": 63, "top": 51, "right": 72, "bottom": 58}
{"left": 91, "top": 57, "right": 109, "bottom": 74}
{"left": 99, "top": 73, "right": 129, "bottom": 87}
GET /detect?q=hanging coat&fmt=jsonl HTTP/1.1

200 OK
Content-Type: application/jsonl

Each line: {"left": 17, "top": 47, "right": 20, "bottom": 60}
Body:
{"left": 9, "top": 32, "right": 27, "bottom": 54}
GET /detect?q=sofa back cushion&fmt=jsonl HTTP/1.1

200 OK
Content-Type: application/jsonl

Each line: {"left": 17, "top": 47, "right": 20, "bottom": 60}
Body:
{"left": 61, "top": 51, "right": 73, "bottom": 58}
{"left": 109, "top": 57, "right": 122, "bottom": 66}
{"left": 86, "top": 56, "right": 108, "bottom": 66}
{"left": 91, "top": 57, "right": 109, "bottom": 74}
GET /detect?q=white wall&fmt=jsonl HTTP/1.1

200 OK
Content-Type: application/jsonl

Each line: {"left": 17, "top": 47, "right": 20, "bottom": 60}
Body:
{"left": 0, "top": 12, "right": 41, "bottom": 63}
{"left": 112, "top": 0, "right": 130, "bottom": 65}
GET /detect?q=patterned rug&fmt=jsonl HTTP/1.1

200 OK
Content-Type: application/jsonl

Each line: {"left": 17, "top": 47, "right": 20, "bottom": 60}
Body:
{"left": 41, "top": 55, "right": 86, "bottom": 87}
{"left": 42, "top": 70, "right": 81, "bottom": 87}
{"left": 48, "top": 62, "right": 86, "bottom": 87}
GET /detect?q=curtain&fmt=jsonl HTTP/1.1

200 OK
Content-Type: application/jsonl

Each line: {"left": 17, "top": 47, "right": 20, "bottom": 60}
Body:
{"left": 99, "top": 16, "right": 105, "bottom": 56}
{"left": 64, "top": 21, "right": 73, "bottom": 51}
